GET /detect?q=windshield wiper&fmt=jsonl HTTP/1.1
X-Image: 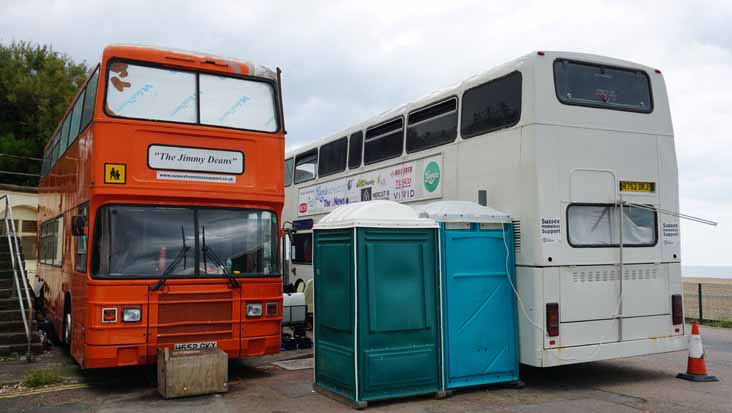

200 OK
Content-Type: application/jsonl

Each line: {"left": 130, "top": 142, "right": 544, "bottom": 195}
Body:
{"left": 202, "top": 225, "right": 240, "bottom": 289}
{"left": 150, "top": 227, "right": 190, "bottom": 291}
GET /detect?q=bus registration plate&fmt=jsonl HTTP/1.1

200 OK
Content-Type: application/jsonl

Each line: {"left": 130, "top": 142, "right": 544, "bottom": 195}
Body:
{"left": 173, "top": 341, "right": 217, "bottom": 351}
{"left": 620, "top": 181, "right": 655, "bottom": 193}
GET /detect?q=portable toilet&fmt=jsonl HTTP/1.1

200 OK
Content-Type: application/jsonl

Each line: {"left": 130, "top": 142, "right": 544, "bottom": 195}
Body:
{"left": 418, "top": 201, "right": 520, "bottom": 390}
{"left": 312, "top": 200, "right": 442, "bottom": 408}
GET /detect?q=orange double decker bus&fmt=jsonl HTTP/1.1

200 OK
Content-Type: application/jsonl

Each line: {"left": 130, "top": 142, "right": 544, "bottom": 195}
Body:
{"left": 36, "top": 45, "right": 285, "bottom": 368}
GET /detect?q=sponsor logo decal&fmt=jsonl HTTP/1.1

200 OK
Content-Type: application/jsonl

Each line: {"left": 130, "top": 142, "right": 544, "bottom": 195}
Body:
{"left": 423, "top": 161, "right": 441, "bottom": 193}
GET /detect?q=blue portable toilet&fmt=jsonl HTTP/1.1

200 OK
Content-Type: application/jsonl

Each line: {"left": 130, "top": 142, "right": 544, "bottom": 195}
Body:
{"left": 418, "top": 201, "right": 520, "bottom": 390}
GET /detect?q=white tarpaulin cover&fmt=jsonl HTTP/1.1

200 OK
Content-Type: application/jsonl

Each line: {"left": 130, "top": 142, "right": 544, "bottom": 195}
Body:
{"left": 567, "top": 204, "right": 656, "bottom": 246}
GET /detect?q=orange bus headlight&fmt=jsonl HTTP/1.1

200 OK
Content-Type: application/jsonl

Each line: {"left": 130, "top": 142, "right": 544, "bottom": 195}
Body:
{"left": 102, "top": 308, "right": 118, "bottom": 323}
{"left": 122, "top": 307, "right": 142, "bottom": 322}
{"left": 246, "top": 303, "right": 263, "bottom": 317}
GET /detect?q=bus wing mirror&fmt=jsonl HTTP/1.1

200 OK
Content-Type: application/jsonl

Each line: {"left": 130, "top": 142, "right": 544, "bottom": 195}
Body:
{"left": 71, "top": 215, "right": 87, "bottom": 237}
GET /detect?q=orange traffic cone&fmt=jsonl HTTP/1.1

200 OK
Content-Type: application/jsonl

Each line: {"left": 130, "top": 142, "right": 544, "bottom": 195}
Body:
{"left": 677, "top": 322, "right": 719, "bottom": 382}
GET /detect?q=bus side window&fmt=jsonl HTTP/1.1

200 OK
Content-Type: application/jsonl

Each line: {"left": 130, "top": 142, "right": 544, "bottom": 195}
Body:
{"left": 461, "top": 71, "right": 522, "bottom": 139}
{"left": 318, "top": 137, "right": 347, "bottom": 177}
{"left": 291, "top": 233, "right": 312, "bottom": 265}
{"left": 364, "top": 117, "right": 404, "bottom": 165}
{"left": 284, "top": 158, "right": 294, "bottom": 187}
{"left": 406, "top": 98, "right": 458, "bottom": 153}
{"left": 294, "top": 149, "right": 318, "bottom": 184}
{"left": 39, "top": 216, "right": 63, "bottom": 267}
{"left": 73, "top": 204, "right": 89, "bottom": 273}
{"left": 348, "top": 131, "right": 363, "bottom": 169}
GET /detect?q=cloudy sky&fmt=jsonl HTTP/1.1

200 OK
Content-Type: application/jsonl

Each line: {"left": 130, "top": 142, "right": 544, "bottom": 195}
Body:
{"left": 2, "top": 0, "right": 730, "bottom": 265}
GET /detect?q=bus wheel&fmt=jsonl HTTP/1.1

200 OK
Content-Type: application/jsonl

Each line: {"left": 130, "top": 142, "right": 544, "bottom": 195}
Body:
{"left": 62, "top": 296, "right": 72, "bottom": 347}
{"left": 63, "top": 313, "right": 72, "bottom": 345}
{"left": 295, "top": 279, "right": 305, "bottom": 293}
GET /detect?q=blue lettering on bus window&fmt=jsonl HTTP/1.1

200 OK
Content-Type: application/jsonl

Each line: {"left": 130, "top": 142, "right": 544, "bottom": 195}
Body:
{"left": 219, "top": 96, "right": 250, "bottom": 123}
{"left": 115, "top": 84, "right": 154, "bottom": 113}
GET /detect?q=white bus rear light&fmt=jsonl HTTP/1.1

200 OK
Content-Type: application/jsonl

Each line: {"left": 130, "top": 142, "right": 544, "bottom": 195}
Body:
{"left": 546, "top": 303, "right": 559, "bottom": 337}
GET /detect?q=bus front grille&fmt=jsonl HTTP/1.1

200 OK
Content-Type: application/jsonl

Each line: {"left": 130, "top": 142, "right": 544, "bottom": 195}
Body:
{"left": 155, "top": 291, "right": 234, "bottom": 344}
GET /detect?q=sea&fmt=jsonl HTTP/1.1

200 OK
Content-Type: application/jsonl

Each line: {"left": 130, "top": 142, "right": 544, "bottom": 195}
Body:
{"left": 682, "top": 265, "right": 732, "bottom": 279}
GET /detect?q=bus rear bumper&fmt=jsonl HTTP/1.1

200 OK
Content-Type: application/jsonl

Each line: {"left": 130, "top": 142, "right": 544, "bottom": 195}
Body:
{"left": 539, "top": 334, "right": 688, "bottom": 367}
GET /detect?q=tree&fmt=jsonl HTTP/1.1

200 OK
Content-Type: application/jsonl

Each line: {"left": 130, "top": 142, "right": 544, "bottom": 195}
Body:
{"left": 0, "top": 41, "right": 89, "bottom": 186}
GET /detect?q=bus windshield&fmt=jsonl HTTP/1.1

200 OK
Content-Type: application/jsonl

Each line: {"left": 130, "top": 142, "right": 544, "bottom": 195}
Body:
{"left": 554, "top": 60, "right": 652, "bottom": 113}
{"left": 105, "top": 61, "right": 278, "bottom": 132}
{"left": 91, "top": 205, "right": 278, "bottom": 277}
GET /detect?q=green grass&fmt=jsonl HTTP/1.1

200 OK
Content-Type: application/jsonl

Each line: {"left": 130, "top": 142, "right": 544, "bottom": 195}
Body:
{"left": 22, "top": 368, "right": 63, "bottom": 388}
{"left": 686, "top": 318, "right": 732, "bottom": 329}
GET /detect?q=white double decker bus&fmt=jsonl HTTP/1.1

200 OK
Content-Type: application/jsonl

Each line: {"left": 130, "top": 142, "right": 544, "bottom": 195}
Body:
{"left": 283, "top": 51, "right": 686, "bottom": 367}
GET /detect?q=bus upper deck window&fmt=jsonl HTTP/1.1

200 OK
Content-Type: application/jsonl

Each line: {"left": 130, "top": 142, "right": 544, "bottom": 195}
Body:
{"left": 199, "top": 74, "right": 278, "bottom": 132}
{"left": 348, "top": 131, "right": 363, "bottom": 169}
{"left": 294, "top": 150, "right": 318, "bottom": 184}
{"left": 284, "top": 158, "right": 294, "bottom": 187}
{"left": 461, "top": 71, "right": 522, "bottom": 139}
{"left": 554, "top": 60, "right": 653, "bottom": 113}
{"left": 105, "top": 62, "right": 197, "bottom": 123}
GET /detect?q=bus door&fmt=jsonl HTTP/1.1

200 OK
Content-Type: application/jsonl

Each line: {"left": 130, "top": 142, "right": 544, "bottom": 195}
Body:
{"left": 563, "top": 169, "right": 623, "bottom": 344}
{"left": 565, "top": 169, "right": 667, "bottom": 344}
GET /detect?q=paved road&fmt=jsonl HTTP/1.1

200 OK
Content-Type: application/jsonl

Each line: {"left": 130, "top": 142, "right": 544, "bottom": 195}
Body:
{"left": 1, "top": 325, "right": 730, "bottom": 412}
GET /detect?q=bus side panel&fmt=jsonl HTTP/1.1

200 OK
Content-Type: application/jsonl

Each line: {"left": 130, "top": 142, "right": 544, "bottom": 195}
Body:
{"left": 516, "top": 266, "right": 543, "bottom": 367}
{"left": 38, "top": 124, "right": 94, "bottom": 354}
{"left": 659, "top": 137, "right": 681, "bottom": 262}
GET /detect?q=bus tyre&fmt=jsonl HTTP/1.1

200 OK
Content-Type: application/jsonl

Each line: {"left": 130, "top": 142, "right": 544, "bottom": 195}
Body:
{"left": 63, "top": 312, "right": 72, "bottom": 346}
{"left": 63, "top": 296, "right": 72, "bottom": 348}
{"left": 295, "top": 279, "right": 305, "bottom": 293}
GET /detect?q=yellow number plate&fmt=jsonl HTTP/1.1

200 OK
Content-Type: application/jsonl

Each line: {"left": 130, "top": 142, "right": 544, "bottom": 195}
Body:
{"left": 620, "top": 181, "right": 655, "bottom": 192}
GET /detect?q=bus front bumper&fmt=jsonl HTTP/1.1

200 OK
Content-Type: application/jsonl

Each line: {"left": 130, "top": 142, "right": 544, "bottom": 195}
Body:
{"left": 540, "top": 334, "right": 688, "bottom": 367}
{"left": 82, "top": 335, "right": 280, "bottom": 369}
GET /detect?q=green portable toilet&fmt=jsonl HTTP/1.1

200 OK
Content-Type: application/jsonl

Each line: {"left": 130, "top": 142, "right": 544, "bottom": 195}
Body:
{"left": 313, "top": 200, "right": 442, "bottom": 408}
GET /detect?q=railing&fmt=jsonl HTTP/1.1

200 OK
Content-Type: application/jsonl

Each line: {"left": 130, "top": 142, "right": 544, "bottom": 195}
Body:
{"left": 683, "top": 281, "right": 732, "bottom": 323}
{"left": 0, "top": 194, "right": 33, "bottom": 362}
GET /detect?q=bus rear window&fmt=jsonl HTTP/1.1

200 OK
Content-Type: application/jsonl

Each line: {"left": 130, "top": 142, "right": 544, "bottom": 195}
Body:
{"left": 554, "top": 60, "right": 652, "bottom": 113}
{"left": 567, "top": 204, "right": 657, "bottom": 247}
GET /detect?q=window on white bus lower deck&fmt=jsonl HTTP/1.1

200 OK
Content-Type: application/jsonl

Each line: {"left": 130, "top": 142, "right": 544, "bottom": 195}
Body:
{"left": 199, "top": 73, "right": 278, "bottom": 132}
{"left": 294, "top": 150, "right": 318, "bottom": 184}
{"left": 407, "top": 98, "right": 457, "bottom": 153}
{"left": 364, "top": 117, "right": 404, "bottom": 165}
{"left": 461, "top": 71, "right": 522, "bottom": 138}
{"left": 567, "top": 204, "right": 657, "bottom": 247}
{"left": 291, "top": 233, "right": 312, "bottom": 265}
{"left": 554, "top": 60, "right": 652, "bottom": 113}
{"left": 318, "top": 137, "right": 347, "bottom": 177}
